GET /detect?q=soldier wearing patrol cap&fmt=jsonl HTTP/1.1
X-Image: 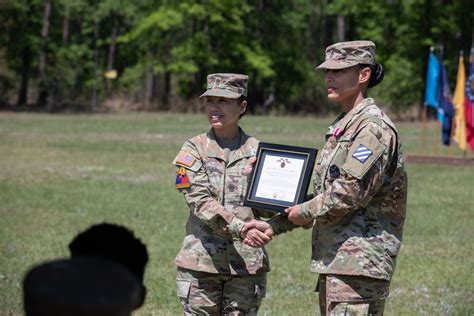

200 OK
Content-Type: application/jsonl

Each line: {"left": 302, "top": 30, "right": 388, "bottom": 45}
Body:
{"left": 23, "top": 223, "right": 149, "bottom": 316}
{"left": 242, "top": 41, "right": 408, "bottom": 315}
{"left": 172, "top": 73, "right": 274, "bottom": 315}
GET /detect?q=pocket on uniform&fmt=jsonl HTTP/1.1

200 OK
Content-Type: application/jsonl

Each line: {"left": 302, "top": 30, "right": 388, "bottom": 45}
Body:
{"left": 176, "top": 278, "right": 191, "bottom": 299}
{"left": 324, "top": 140, "right": 349, "bottom": 182}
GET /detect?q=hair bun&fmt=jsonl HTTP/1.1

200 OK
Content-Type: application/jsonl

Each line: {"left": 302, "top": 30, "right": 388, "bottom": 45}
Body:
{"left": 368, "top": 63, "right": 384, "bottom": 88}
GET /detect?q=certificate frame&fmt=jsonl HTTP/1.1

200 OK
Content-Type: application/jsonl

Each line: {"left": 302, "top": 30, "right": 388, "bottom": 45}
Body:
{"left": 243, "top": 142, "right": 317, "bottom": 212}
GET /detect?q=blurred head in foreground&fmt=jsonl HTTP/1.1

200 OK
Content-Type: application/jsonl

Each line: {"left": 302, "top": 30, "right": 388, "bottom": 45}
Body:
{"left": 23, "top": 223, "right": 149, "bottom": 316}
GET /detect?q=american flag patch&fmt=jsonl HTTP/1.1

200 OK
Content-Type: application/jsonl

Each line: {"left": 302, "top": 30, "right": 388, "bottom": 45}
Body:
{"left": 352, "top": 144, "right": 372, "bottom": 163}
{"left": 175, "top": 152, "right": 196, "bottom": 167}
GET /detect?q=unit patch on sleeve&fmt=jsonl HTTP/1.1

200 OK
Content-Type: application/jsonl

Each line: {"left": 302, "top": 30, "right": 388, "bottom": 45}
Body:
{"left": 175, "top": 167, "right": 190, "bottom": 191}
{"left": 341, "top": 131, "right": 386, "bottom": 180}
{"left": 352, "top": 144, "right": 372, "bottom": 163}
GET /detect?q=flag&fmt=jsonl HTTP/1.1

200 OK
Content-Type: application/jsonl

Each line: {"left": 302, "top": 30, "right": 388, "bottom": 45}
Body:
{"left": 424, "top": 51, "right": 444, "bottom": 122}
{"left": 465, "top": 48, "right": 474, "bottom": 152}
{"left": 424, "top": 51, "right": 440, "bottom": 108}
{"left": 436, "top": 61, "right": 455, "bottom": 146}
{"left": 452, "top": 54, "right": 467, "bottom": 150}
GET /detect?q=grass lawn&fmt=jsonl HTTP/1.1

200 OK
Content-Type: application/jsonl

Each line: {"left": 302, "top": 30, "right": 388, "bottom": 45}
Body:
{"left": 0, "top": 112, "right": 473, "bottom": 315}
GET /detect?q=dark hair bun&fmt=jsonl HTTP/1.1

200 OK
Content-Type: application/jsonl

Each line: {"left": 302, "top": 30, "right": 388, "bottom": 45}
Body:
{"left": 368, "top": 63, "right": 384, "bottom": 88}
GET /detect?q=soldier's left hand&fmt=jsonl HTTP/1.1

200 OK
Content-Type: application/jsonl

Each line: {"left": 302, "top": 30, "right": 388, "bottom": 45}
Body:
{"left": 285, "top": 205, "right": 312, "bottom": 226}
{"left": 242, "top": 157, "right": 257, "bottom": 177}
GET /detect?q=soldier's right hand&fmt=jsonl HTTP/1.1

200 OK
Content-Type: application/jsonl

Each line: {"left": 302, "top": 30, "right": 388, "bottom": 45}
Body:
{"left": 243, "top": 229, "right": 272, "bottom": 247}
{"left": 240, "top": 219, "right": 273, "bottom": 247}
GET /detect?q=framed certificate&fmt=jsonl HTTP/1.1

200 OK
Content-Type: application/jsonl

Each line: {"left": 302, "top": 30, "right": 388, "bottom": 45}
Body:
{"left": 243, "top": 142, "right": 317, "bottom": 212}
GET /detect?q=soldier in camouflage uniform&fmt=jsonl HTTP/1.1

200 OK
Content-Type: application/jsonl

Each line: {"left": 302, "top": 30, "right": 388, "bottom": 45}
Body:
{"left": 173, "top": 73, "right": 274, "bottom": 315}
{"left": 242, "top": 41, "right": 407, "bottom": 315}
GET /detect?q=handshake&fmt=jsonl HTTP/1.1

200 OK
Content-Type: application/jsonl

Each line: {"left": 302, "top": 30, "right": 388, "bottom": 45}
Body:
{"left": 239, "top": 219, "right": 274, "bottom": 248}
{"left": 239, "top": 204, "right": 313, "bottom": 248}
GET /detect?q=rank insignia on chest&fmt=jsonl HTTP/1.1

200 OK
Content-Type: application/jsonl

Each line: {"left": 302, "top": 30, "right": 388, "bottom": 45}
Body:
{"left": 352, "top": 144, "right": 372, "bottom": 163}
{"left": 175, "top": 167, "right": 190, "bottom": 191}
{"left": 175, "top": 152, "right": 196, "bottom": 168}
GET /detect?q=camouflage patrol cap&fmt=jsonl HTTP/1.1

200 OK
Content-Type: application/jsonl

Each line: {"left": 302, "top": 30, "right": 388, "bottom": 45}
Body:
{"left": 200, "top": 73, "right": 248, "bottom": 99}
{"left": 316, "top": 40, "right": 376, "bottom": 70}
{"left": 23, "top": 257, "right": 143, "bottom": 315}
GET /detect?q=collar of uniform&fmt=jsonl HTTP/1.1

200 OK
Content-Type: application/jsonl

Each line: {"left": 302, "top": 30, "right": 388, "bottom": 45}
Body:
{"left": 326, "top": 112, "right": 344, "bottom": 139}
{"left": 352, "top": 97, "right": 375, "bottom": 114}
{"left": 206, "top": 129, "right": 228, "bottom": 161}
{"left": 326, "top": 111, "right": 351, "bottom": 140}
{"left": 229, "top": 129, "right": 255, "bottom": 164}
{"left": 206, "top": 128, "right": 254, "bottom": 163}
{"left": 341, "top": 98, "right": 374, "bottom": 126}
{"left": 326, "top": 98, "right": 375, "bottom": 139}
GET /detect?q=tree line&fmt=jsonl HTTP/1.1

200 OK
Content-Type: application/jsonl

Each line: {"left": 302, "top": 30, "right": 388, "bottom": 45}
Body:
{"left": 0, "top": 0, "right": 472, "bottom": 115}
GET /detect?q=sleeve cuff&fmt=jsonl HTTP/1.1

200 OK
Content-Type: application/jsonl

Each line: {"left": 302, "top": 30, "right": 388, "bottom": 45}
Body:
{"left": 299, "top": 200, "right": 315, "bottom": 221}
{"left": 268, "top": 220, "right": 280, "bottom": 236}
{"left": 305, "top": 193, "right": 315, "bottom": 201}
{"left": 227, "top": 217, "right": 246, "bottom": 240}
{"left": 267, "top": 215, "right": 289, "bottom": 236}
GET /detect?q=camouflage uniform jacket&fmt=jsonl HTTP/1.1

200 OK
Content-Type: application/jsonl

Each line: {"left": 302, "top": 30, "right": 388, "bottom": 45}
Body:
{"left": 271, "top": 98, "right": 407, "bottom": 281}
{"left": 173, "top": 128, "right": 272, "bottom": 275}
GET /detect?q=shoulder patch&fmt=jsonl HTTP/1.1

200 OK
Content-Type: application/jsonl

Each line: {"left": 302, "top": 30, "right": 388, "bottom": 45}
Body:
{"left": 173, "top": 148, "right": 202, "bottom": 172}
{"left": 175, "top": 167, "right": 190, "bottom": 191}
{"left": 352, "top": 144, "right": 372, "bottom": 163}
{"left": 175, "top": 151, "right": 196, "bottom": 168}
{"left": 341, "top": 131, "right": 386, "bottom": 179}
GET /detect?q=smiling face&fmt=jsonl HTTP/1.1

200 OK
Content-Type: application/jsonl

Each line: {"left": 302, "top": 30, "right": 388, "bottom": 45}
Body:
{"left": 205, "top": 96, "right": 247, "bottom": 132}
{"left": 324, "top": 65, "right": 371, "bottom": 109}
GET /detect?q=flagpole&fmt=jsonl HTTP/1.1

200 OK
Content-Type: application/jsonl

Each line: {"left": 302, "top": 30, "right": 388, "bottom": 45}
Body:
{"left": 436, "top": 44, "right": 445, "bottom": 156}
{"left": 448, "top": 116, "right": 454, "bottom": 156}
{"left": 435, "top": 121, "right": 440, "bottom": 155}
{"left": 421, "top": 102, "right": 427, "bottom": 154}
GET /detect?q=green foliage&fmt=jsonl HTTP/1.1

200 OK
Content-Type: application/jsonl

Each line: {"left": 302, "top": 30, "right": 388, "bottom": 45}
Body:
{"left": 118, "top": 63, "right": 146, "bottom": 92}
{"left": 118, "top": 7, "right": 183, "bottom": 43}
{"left": 237, "top": 43, "right": 275, "bottom": 79}
{"left": 0, "top": 0, "right": 472, "bottom": 112}
{"left": 327, "top": 0, "right": 473, "bottom": 110}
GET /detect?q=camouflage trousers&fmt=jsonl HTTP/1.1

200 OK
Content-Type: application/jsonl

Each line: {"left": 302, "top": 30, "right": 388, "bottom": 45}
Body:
{"left": 317, "top": 274, "right": 390, "bottom": 316}
{"left": 176, "top": 268, "right": 266, "bottom": 315}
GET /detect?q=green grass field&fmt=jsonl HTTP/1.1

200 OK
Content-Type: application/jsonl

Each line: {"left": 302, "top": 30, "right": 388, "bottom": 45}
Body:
{"left": 0, "top": 112, "right": 473, "bottom": 315}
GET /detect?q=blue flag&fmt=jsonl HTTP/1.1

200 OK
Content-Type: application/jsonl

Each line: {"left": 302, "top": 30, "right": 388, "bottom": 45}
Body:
{"left": 437, "top": 62, "right": 455, "bottom": 145}
{"left": 424, "top": 51, "right": 439, "bottom": 108}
